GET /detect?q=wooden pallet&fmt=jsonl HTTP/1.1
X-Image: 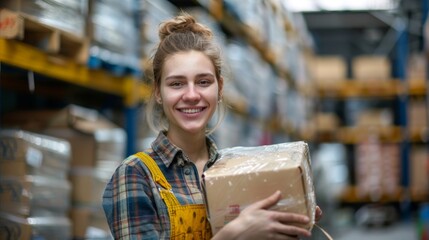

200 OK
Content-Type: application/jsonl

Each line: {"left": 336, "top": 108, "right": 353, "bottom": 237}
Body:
{"left": 0, "top": 8, "right": 88, "bottom": 63}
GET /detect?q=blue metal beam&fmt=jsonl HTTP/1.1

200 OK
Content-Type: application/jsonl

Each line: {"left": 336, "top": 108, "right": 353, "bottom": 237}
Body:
{"left": 125, "top": 106, "right": 139, "bottom": 157}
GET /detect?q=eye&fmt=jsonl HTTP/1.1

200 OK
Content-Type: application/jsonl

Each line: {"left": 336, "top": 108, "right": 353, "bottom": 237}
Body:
{"left": 198, "top": 79, "right": 212, "bottom": 86}
{"left": 169, "top": 81, "right": 184, "bottom": 88}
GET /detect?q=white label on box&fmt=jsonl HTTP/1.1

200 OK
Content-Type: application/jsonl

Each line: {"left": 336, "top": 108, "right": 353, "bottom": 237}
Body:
{"left": 26, "top": 147, "right": 43, "bottom": 167}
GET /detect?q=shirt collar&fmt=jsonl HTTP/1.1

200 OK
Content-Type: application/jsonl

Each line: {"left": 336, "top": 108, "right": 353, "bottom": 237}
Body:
{"left": 151, "top": 131, "right": 219, "bottom": 168}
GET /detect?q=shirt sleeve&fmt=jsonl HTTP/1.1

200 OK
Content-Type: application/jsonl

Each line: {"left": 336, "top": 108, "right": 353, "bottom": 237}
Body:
{"left": 102, "top": 159, "right": 162, "bottom": 240}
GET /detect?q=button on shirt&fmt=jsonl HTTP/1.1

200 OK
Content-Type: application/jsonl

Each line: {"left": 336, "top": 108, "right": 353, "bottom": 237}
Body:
{"left": 102, "top": 131, "right": 219, "bottom": 239}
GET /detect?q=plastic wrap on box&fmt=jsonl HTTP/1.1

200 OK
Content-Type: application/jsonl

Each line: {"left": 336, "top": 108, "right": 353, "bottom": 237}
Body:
{"left": 0, "top": 130, "right": 71, "bottom": 179}
{"left": 0, "top": 212, "right": 71, "bottom": 240}
{"left": 70, "top": 204, "right": 113, "bottom": 239}
{"left": 0, "top": 175, "right": 71, "bottom": 217}
{"left": 203, "top": 141, "right": 316, "bottom": 234}
{"left": 1, "top": 0, "right": 88, "bottom": 37}
{"left": 95, "top": 128, "right": 126, "bottom": 161}
{"left": 138, "top": 0, "right": 177, "bottom": 58}
{"left": 70, "top": 160, "right": 119, "bottom": 207}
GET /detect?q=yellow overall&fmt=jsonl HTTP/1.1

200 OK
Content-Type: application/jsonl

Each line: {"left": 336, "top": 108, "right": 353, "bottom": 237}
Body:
{"left": 135, "top": 152, "right": 213, "bottom": 240}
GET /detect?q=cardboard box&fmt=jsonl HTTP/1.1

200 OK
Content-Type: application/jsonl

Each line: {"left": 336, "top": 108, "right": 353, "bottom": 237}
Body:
{"left": 313, "top": 112, "right": 340, "bottom": 132}
{"left": 0, "top": 176, "right": 71, "bottom": 217}
{"left": 410, "top": 147, "right": 429, "bottom": 197}
{"left": 355, "top": 141, "right": 400, "bottom": 199}
{"left": 0, "top": 0, "right": 87, "bottom": 37}
{"left": 0, "top": 213, "right": 72, "bottom": 240}
{"left": 0, "top": 213, "right": 32, "bottom": 240}
{"left": 409, "top": 100, "right": 427, "bottom": 132}
{"left": 1, "top": 105, "right": 125, "bottom": 168}
{"left": 203, "top": 141, "right": 316, "bottom": 234}
{"left": 1, "top": 105, "right": 124, "bottom": 237}
{"left": 70, "top": 206, "right": 112, "bottom": 239}
{"left": 352, "top": 55, "right": 391, "bottom": 81}
{"left": 0, "top": 130, "right": 71, "bottom": 179}
{"left": 308, "top": 56, "right": 347, "bottom": 89}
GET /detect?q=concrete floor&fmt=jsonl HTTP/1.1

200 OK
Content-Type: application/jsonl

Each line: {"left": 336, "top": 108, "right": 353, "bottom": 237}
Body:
{"left": 333, "top": 222, "right": 418, "bottom": 240}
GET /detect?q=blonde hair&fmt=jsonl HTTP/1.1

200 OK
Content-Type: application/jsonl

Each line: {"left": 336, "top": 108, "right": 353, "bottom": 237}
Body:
{"left": 146, "top": 12, "right": 226, "bottom": 134}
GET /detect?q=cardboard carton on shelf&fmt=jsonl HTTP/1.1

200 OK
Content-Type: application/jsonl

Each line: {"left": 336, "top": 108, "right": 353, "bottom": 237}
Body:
{"left": 2, "top": 105, "right": 126, "bottom": 238}
{"left": 0, "top": 175, "right": 71, "bottom": 217}
{"left": 308, "top": 55, "right": 347, "bottom": 90}
{"left": 2, "top": 105, "right": 125, "bottom": 168}
{"left": 0, "top": 212, "right": 72, "bottom": 240}
{"left": 203, "top": 141, "right": 316, "bottom": 235}
{"left": 410, "top": 146, "right": 429, "bottom": 199}
{"left": 352, "top": 55, "right": 391, "bottom": 82}
{"left": 0, "top": 129, "right": 71, "bottom": 179}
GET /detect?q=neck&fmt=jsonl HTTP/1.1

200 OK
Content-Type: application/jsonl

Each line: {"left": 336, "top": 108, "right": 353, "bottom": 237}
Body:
{"left": 167, "top": 130, "right": 208, "bottom": 164}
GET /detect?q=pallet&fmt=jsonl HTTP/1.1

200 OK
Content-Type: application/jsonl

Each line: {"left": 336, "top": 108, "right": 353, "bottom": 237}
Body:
{"left": 87, "top": 53, "right": 143, "bottom": 77}
{"left": 0, "top": 8, "right": 88, "bottom": 63}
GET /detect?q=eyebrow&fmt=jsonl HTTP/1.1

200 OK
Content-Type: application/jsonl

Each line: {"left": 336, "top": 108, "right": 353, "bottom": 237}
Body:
{"left": 164, "top": 73, "right": 215, "bottom": 81}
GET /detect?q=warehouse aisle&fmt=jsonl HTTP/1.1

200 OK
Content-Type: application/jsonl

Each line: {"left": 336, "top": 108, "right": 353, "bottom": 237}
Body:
{"left": 334, "top": 221, "right": 417, "bottom": 240}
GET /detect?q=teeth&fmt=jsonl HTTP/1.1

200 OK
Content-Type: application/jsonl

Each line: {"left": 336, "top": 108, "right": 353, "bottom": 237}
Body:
{"left": 181, "top": 108, "right": 202, "bottom": 114}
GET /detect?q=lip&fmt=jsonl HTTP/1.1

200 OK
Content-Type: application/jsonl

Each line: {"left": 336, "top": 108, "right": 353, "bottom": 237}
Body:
{"left": 177, "top": 107, "right": 207, "bottom": 114}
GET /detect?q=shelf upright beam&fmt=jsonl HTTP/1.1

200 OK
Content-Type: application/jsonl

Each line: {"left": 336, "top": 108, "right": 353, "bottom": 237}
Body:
{"left": 125, "top": 105, "right": 139, "bottom": 157}
{"left": 394, "top": 15, "right": 411, "bottom": 220}
{"left": 423, "top": 0, "right": 429, "bottom": 213}
{"left": 396, "top": 20, "right": 409, "bottom": 187}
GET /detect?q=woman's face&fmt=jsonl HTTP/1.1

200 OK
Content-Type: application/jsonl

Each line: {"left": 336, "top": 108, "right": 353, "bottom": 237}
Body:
{"left": 157, "top": 50, "right": 222, "bottom": 135}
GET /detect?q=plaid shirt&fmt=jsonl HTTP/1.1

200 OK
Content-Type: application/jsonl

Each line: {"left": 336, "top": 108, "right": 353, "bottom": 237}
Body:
{"left": 102, "top": 131, "right": 219, "bottom": 239}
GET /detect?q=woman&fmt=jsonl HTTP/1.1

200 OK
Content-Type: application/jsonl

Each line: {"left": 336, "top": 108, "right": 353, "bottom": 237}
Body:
{"left": 103, "top": 13, "right": 321, "bottom": 239}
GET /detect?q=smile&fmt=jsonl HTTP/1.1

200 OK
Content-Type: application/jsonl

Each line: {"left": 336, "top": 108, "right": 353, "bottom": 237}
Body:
{"left": 179, "top": 108, "right": 205, "bottom": 114}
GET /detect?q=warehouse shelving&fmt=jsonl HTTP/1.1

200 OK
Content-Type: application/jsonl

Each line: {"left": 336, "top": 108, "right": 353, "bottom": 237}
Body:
{"left": 0, "top": 37, "right": 152, "bottom": 155}
{"left": 311, "top": 76, "right": 428, "bottom": 202}
{"left": 0, "top": 39, "right": 151, "bottom": 106}
{"left": 309, "top": 78, "right": 427, "bottom": 144}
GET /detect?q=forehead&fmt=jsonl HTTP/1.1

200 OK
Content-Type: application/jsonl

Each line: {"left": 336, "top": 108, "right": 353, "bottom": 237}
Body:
{"left": 162, "top": 51, "right": 215, "bottom": 77}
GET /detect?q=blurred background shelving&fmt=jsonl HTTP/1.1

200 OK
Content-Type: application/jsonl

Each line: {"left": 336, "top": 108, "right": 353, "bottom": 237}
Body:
{"left": 0, "top": 0, "right": 428, "bottom": 239}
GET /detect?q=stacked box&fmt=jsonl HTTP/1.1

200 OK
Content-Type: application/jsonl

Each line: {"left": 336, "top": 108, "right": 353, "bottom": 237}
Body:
{"left": 0, "top": 0, "right": 87, "bottom": 37}
{"left": 87, "top": 0, "right": 141, "bottom": 75}
{"left": 308, "top": 56, "right": 347, "bottom": 89}
{"left": 40, "top": 105, "right": 125, "bottom": 239}
{"left": 355, "top": 140, "right": 400, "bottom": 200}
{"left": 0, "top": 130, "right": 72, "bottom": 240}
{"left": 407, "top": 53, "right": 426, "bottom": 81}
{"left": 1, "top": 105, "right": 126, "bottom": 239}
{"left": 410, "top": 146, "right": 429, "bottom": 197}
{"left": 356, "top": 109, "right": 393, "bottom": 128}
{"left": 352, "top": 55, "right": 391, "bottom": 81}
{"left": 0, "top": 213, "right": 71, "bottom": 240}
{"left": 408, "top": 100, "right": 428, "bottom": 138}
{"left": 138, "top": 0, "right": 177, "bottom": 55}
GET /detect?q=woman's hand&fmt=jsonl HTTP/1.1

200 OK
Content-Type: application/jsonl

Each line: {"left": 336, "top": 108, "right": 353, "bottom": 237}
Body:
{"left": 213, "top": 191, "right": 312, "bottom": 240}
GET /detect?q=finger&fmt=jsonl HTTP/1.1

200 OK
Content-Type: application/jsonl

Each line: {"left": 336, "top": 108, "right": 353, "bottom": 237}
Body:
{"left": 276, "top": 234, "right": 300, "bottom": 240}
{"left": 267, "top": 233, "right": 300, "bottom": 240}
{"left": 248, "top": 190, "right": 282, "bottom": 211}
{"left": 275, "top": 212, "right": 310, "bottom": 225}
{"left": 315, "top": 206, "right": 323, "bottom": 222}
{"left": 275, "top": 224, "right": 311, "bottom": 238}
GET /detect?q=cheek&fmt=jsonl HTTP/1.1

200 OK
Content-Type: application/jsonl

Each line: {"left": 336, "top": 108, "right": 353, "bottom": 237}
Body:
{"left": 161, "top": 91, "right": 181, "bottom": 107}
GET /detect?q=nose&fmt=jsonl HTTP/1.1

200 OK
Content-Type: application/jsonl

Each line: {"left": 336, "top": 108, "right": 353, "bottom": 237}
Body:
{"left": 183, "top": 84, "right": 201, "bottom": 102}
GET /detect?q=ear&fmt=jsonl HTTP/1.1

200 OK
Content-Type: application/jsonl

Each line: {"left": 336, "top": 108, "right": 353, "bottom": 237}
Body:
{"left": 155, "top": 86, "right": 162, "bottom": 104}
{"left": 218, "top": 76, "right": 224, "bottom": 99}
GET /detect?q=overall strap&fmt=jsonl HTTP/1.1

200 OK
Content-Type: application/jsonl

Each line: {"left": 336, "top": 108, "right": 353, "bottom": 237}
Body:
{"left": 135, "top": 152, "right": 180, "bottom": 206}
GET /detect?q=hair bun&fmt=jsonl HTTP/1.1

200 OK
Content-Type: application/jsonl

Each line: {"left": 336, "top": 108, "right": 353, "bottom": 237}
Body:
{"left": 159, "top": 13, "right": 213, "bottom": 41}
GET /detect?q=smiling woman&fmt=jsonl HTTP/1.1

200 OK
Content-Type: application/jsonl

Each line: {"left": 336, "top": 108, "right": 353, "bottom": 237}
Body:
{"left": 102, "top": 12, "right": 321, "bottom": 240}
{"left": 157, "top": 50, "right": 221, "bottom": 136}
